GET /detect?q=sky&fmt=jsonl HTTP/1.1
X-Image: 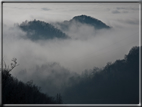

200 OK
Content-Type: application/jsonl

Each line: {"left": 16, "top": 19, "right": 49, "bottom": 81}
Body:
{"left": 0, "top": 2, "right": 140, "bottom": 98}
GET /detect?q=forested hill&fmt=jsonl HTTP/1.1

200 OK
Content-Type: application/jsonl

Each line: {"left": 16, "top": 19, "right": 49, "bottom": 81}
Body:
{"left": 72, "top": 15, "right": 110, "bottom": 29}
{"left": 2, "top": 64, "right": 63, "bottom": 104}
{"left": 18, "top": 15, "right": 110, "bottom": 41}
{"left": 2, "top": 46, "right": 140, "bottom": 104}
{"left": 56, "top": 15, "right": 111, "bottom": 31}
{"left": 19, "top": 19, "right": 69, "bottom": 41}
{"left": 62, "top": 46, "right": 140, "bottom": 104}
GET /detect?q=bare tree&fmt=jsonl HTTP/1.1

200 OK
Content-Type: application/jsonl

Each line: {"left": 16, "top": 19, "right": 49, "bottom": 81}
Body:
{"left": 2, "top": 58, "right": 19, "bottom": 79}
{"left": 3, "top": 58, "right": 19, "bottom": 72}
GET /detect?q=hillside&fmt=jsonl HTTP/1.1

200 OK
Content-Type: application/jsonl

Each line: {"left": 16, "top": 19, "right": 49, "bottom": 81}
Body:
{"left": 2, "top": 63, "right": 62, "bottom": 104}
{"left": 62, "top": 46, "right": 140, "bottom": 104}
{"left": 2, "top": 46, "right": 140, "bottom": 104}
{"left": 55, "top": 15, "right": 110, "bottom": 31}
{"left": 19, "top": 19, "right": 69, "bottom": 41}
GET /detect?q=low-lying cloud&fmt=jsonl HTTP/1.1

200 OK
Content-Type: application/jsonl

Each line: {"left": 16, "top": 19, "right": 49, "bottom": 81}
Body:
{"left": 2, "top": 17, "right": 139, "bottom": 97}
{"left": 2, "top": 3, "right": 139, "bottom": 99}
{"left": 15, "top": 62, "right": 80, "bottom": 97}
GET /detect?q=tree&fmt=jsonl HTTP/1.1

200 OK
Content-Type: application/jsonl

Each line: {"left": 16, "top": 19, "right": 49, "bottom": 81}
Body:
{"left": 56, "top": 93, "right": 63, "bottom": 104}
{"left": 2, "top": 58, "right": 59, "bottom": 104}
{"left": 2, "top": 58, "right": 19, "bottom": 82}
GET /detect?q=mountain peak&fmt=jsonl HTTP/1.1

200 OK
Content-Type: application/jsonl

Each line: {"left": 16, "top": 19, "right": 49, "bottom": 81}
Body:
{"left": 19, "top": 20, "right": 69, "bottom": 41}
{"left": 73, "top": 15, "right": 93, "bottom": 20}
{"left": 71, "top": 15, "right": 110, "bottom": 29}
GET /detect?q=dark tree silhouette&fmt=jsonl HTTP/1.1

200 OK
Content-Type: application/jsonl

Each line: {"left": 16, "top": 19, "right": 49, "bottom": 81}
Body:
{"left": 62, "top": 46, "right": 140, "bottom": 104}
{"left": 19, "top": 19, "right": 69, "bottom": 41}
{"left": 2, "top": 46, "right": 140, "bottom": 104}
{"left": 2, "top": 58, "right": 62, "bottom": 104}
{"left": 56, "top": 93, "right": 63, "bottom": 104}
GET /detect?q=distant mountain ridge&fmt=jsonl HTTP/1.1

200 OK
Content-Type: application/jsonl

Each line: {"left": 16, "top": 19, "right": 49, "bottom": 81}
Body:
{"left": 56, "top": 15, "right": 110, "bottom": 31}
{"left": 72, "top": 15, "right": 110, "bottom": 29}
{"left": 19, "top": 19, "right": 69, "bottom": 41}
{"left": 19, "top": 15, "right": 110, "bottom": 41}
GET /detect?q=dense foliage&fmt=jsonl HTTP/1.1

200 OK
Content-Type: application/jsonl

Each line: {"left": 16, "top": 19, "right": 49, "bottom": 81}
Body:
{"left": 72, "top": 15, "right": 110, "bottom": 29}
{"left": 2, "top": 59, "right": 62, "bottom": 104}
{"left": 19, "top": 19, "right": 69, "bottom": 41}
{"left": 2, "top": 46, "right": 140, "bottom": 104}
{"left": 62, "top": 46, "right": 140, "bottom": 104}
{"left": 57, "top": 15, "right": 110, "bottom": 31}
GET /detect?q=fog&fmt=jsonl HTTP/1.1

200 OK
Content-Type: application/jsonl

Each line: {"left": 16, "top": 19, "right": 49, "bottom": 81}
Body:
{"left": 2, "top": 3, "right": 140, "bottom": 97}
{"left": 3, "top": 21, "right": 139, "bottom": 73}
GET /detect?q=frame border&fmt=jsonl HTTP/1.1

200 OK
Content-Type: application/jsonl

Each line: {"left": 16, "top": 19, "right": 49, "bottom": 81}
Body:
{"left": 1, "top": 0, "right": 142, "bottom": 107}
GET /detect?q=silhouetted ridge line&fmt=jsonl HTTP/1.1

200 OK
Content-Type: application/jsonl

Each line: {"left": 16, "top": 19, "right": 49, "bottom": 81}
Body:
{"left": 19, "top": 19, "right": 69, "bottom": 41}
{"left": 57, "top": 15, "right": 111, "bottom": 31}
{"left": 2, "top": 64, "right": 63, "bottom": 104}
{"left": 62, "top": 46, "right": 139, "bottom": 104}
{"left": 72, "top": 15, "right": 110, "bottom": 29}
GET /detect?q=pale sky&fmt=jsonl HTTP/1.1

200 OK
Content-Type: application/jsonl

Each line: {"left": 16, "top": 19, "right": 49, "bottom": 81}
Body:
{"left": 3, "top": 3, "right": 139, "bottom": 25}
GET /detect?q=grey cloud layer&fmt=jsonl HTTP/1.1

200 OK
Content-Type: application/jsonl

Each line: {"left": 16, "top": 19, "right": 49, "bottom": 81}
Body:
{"left": 3, "top": 20, "right": 139, "bottom": 97}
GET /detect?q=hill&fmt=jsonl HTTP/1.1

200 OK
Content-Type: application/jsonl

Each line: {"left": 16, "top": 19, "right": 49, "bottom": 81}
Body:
{"left": 2, "top": 60, "right": 63, "bottom": 104}
{"left": 19, "top": 19, "right": 69, "bottom": 41}
{"left": 56, "top": 15, "right": 110, "bottom": 31}
{"left": 62, "top": 46, "right": 140, "bottom": 104}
